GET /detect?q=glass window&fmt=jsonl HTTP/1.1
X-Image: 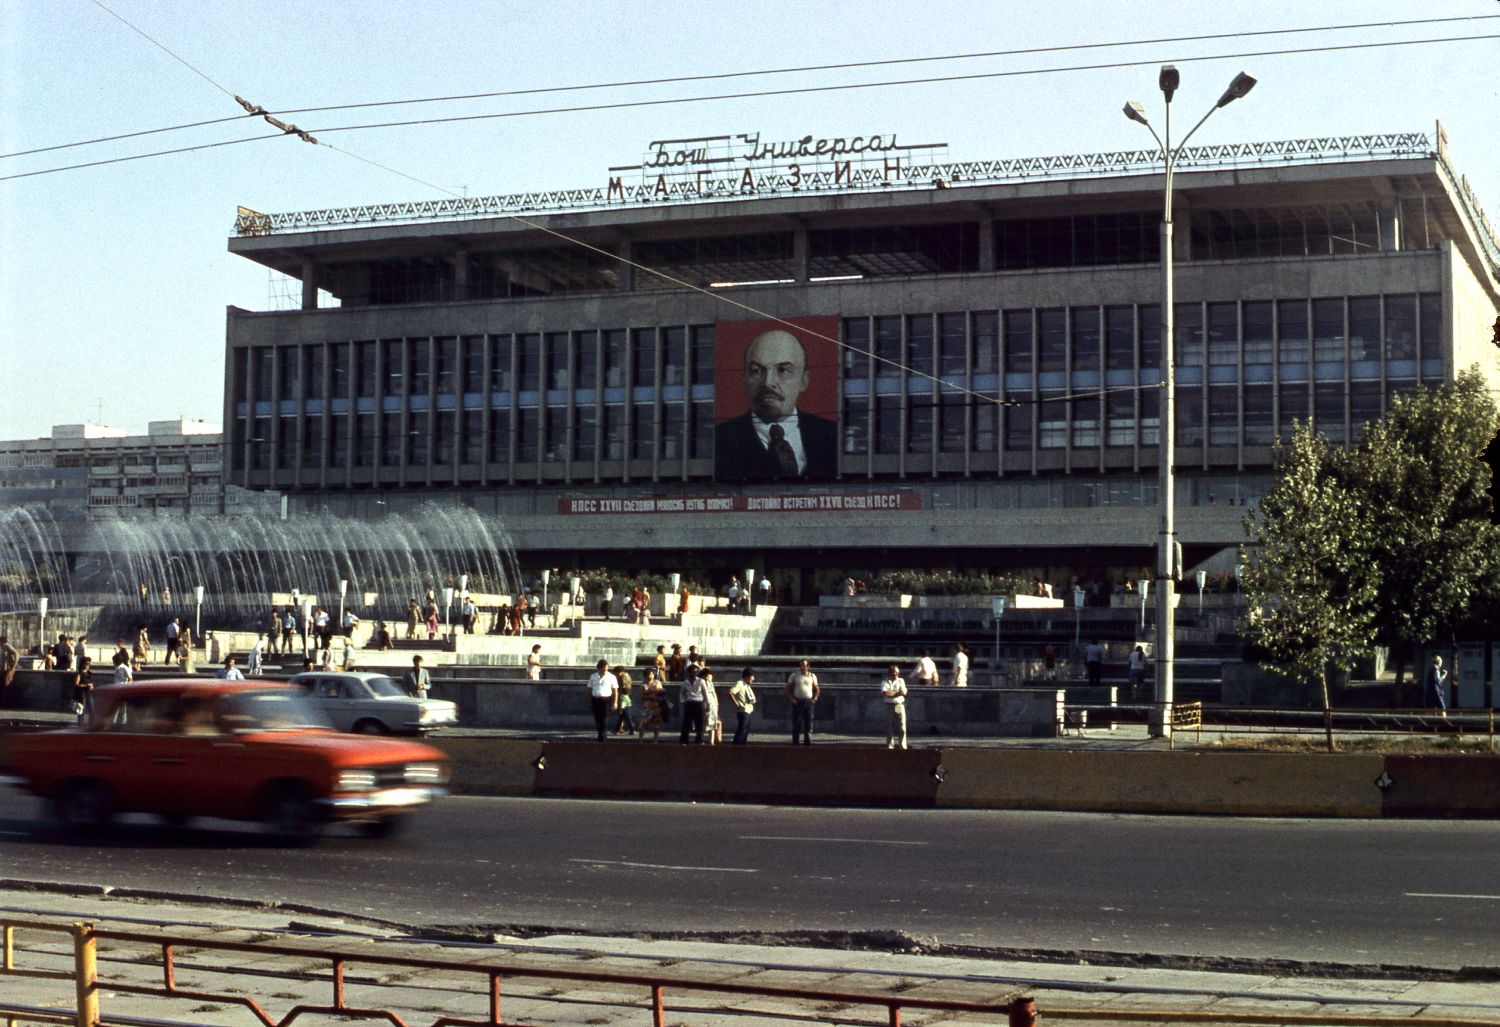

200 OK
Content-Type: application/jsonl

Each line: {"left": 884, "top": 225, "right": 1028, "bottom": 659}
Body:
{"left": 1312, "top": 298, "right": 1344, "bottom": 363}
{"left": 690, "top": 402, "right": 714, "bottom": 459}
{"left": 516, "top": 408, "right": 538, "bottom": 462}
{"left": 408, "top": 340, "right": 431, "bottom": 394}
{"left": 491, "top": 409, "right": 515, "bottom": 465}
{"left": 875, "top": 396, "right": 901, "bottom": 454}
{"left": 1105, "top": 306, "right": 1134, "bottom": 371}
{"left": 575, "top": 331, "right": 599, "bottom": 390}
{"left": 355, "top": 342, "right": 376, "bottom": 397}
{"left": 435, "top": 337, "right": 456, "bottom": 394}
{"left": 1278, "top": 382, "right": 1307, "bottom": 436}
{"left": 1038, "top": 391, "right": 1066, "bottom": 449}
{"left": 973, "top": 393, "right": 997, "bottom": 452}
{"left": 407, "top": 411, "right": 429, "bottom": 464}
{"left": 1209, "top": 385, "right": 1238, "bottom": 446}
{"left": 1348, "top": 297, "right": 1380, "bottom": 362}
{"left": 434, "top": 411, "right": 455, "bottom": 465}
{"left": 279, "top": 350, "right": 299, "bottom": 399}
{"left": 490, "top": 336, "right": 513, "bottom": 391}
{"left": 1419, "top": 293, "right": 1442, "bottom": 363}
{"left": 938, "top": 313, "right": 966, "bottom": 376}
{"left": 329, "top": 415, "right": 349, "bottom": 468}
{"left": 253, "top": 348, "right": 274, "bottom": 402}
{"left": 461, "top": 410, "right": 483, "bottom": 464}
{"left": 939, "top": 392, "right": 966, "bottom": 452}
{"left": 545, "top": 332, "right": 569, "bottom": 391}
{"left": 631, "top": 328, "right": 657, "bottom": 387}
{"left": 301, "top": 417, "right": 322, "bottom": 467}
{"left": 462, "top": 336, "right": 485, "bottom": 393}
{"left": 1243, "top": 385, "right": 1273, "bottom": 446}
{"left": 662, "top": 327, "right": 686, "bottom": 386}
{"left": 1243, "top": 302, "right": 1273, "bottom": 365}
{"left": 303, "top": 345, "right": 325, "bottom": 399}
{"left": 843, "top": 397, "right": 869, "bottom": 455}
{"left": 276, "top": 416, "right": 297, "bottom": 467}
{"left": 906, "top": 315, "right": 934, "bottom": 376}
{"left": 1207, "top": 303, "right": 1238, "bottom": 366}
{"left": 1071, "top": 396, "right": 1099, "bottom": 447}
{"left": 516, "top": 334, "right": 540, "bottom": 391}
{"left": 875, "top": 316, "right": 902, "bottom": 374}
{"left": 544, "top": 408, "right": 567, "bottom": 462}
{"left": 381, "top": 412, "right": 402, "bottom": 465}
{"left": 1174, "top": 303, "right": 1203, "bottom": 367}
{"left": 1071, "top": 307, "right": 1100, "bottom": 371}
{"left": 1384, "top": 296, "right": 1416, "bottom": 360}
{"left": 1038, "top": 309, "right": 1066, "bottom": 373}
{"left": 249, "top": 417, "right": 270, "bottom": 469}
{"left": 1139, "top": 389, "right": 1159, "bottom": 447}
{"left": 1006, "top": 391, "right": 1034, "bottom": 450}
{"left": 1139, "top": 305, "right": 1161, "bottom": 373}
{"left": 603, "top": 405, "right": 627, "bottom": 460}
{"left": 908, "top": 397, "right": 933, "bottom": 454}
{"left": 1106, "top": 391, "right": 1134, "bottom": 447}
{"left": 843, "top": 318, "right": 871, "bottom": 378}
{"left": 1004, "top": 310, "right": 1033, "bottom": 375}
{"left": 1176, "top": 388, "right": 1204, "bottom": 448}
{"left": 382, "top": 340, "right": 404, "bottom": 394}
{"left": 661, "top": 404, "right": 684, "bottom": 460}
{"left": 353, "top": 413, "right": 374, "bottom": 468}
{"left": 691, "top": 325, "right": 715, "bottom": 386}
{"left": 631, "top": 403, "right": 655, "bottom": 459}
{"left": 603, "top": 330, "right": 627, "bottom": 388}
{"left": 1351, "top": 381, "right": 1382, "bottom": 440}
{"left": 1278, "top": 300, "right": 1308, "bottom": 363}
{"left": 1315, "top": 382, "right": 1346, "bottom": 442}
{"left": 573, "top": 407, "right": 597, "bottom": 462}
{"left": 972, "top": 312, "right": 998, "bottom": 374}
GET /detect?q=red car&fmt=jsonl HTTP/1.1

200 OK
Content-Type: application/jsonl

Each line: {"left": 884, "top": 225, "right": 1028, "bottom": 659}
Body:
{"left": 2, "top": 680, "right": 449, "bottom": 843}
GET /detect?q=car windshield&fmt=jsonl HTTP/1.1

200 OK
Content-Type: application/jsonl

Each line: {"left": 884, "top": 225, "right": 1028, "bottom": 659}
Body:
{"left": 216, "top": 689, "right": 333, "bottom": 733}
{"left": 365, "top": 676, "right": 406, "bottom": 697}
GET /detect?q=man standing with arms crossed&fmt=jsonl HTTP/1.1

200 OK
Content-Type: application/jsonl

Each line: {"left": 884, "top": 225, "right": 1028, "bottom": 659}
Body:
{"left": 882, "top": 663, "right": 908, "bottom": 749}
{"left": 786, "top": 658, "right": 820, "bottom": 745}
{"left": 587, "top": 659, "right": 618, "bottom": 742}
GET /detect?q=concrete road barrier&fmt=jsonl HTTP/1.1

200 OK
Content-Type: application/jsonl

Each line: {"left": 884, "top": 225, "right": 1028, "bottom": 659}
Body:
{"left": 429, "top": 737, "right": 544, "bottom": 796}
{"left": 1380, "top": 755, "right": 1500, "bottom": 817}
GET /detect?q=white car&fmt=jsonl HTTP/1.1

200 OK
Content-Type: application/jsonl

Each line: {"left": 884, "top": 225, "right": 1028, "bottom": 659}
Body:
{"left": 288, "top": 671, "right": 457, "bottom": 736}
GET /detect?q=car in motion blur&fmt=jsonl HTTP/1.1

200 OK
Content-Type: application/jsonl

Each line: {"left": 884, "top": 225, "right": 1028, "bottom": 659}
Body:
{"left": 1, "top": 680, "right": 450, "bottom": 843}
{"left": 288, "top": 670, "right": 458, "bottom": 735}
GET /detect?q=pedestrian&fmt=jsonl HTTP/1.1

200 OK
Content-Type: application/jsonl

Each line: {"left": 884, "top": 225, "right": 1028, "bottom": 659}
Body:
{"left": 729, "top": 668, "right": 757, "bottom": 745}
{"left": 53, "top": 634, "right": 75, "bottom": 672}
{"left": 602, "top": 583, "right": 614, "bottom": 620}
{"left": 509, "top": 600, "right": 524, "bottom": 637}
{"left": 216, "top": 656, "right": 245, "bottom": 680}
{"left": 587, "top": 659, "right": 617, "bottom": 742}
{"left": 403, "top": 655, "right": 431, "bottom": 699}
{"left": 425, "top": 598, "right": 440, "bottom": 640}
{"left": 373, "top": 622, "right": 394, "bottom": 649}
{"left": 1043, "top": 644, "right": 1057, "bottom": 680}
{"left": 267, "top": 608, "right": 282, "bottom": 654}
{"left": 342, "top": 607, "right": 361, "bottom": 645}
{"left": 1423, "top": 654, "right": 1449, "bottom": 712}
{"left": 177, "top": 626, "right": 193, "bottom": 670}
{"left": 248, "top": 634, "right": 266, "bottom": 677}
{"left": 653, "top": 644, "right": 668, "bottom": 681}
{"left": 758, "top": 576, "right": 772, "bottom": 607}
{"left": 678, "top": 663, "right": 708, "bottom": 743}
{"left": 111, "top": 646, "right": 133, "bottom": 685}
{"left": 517, "top": 591, "right": 532, "bottom": 631}
{"left": 640, "top": 585, "right": 651, "bottom": 625}
{"left": 406, "top": 598, "right": 421, "bottom": 640}
{"left": 786, "top": 658, "right": 820, "bottom": 745}
{"left": 911, "top": 648, "right": 938, "bottom": 688}
{"left": 526, "top": 643, "right": 542, "bottom": 681}
{"left": 73, "top": 656, "right": 95, "bottom": 723}
{"left": 678, "top": 586, "right": 691, "bottom": 614}
{"left": 314, "top": 607, "right": 332, "bottom": 656}
{"left": 0, "top": 634, "right": 19, "bottom": 693}
{"left": 133, "top": 623, "right": 151, "bottom": 668}
{"left": 666, "top": 643, "right": 686, "bottom": 682}
{"left": 163, "top": 618, "right": 181, "bottom": 665}
{"left": 1084, "top": 639, "right": 1104, "bottom": 688}
{"left": 702, "top": 669, "right": 722, "bottom": 744}
{"left": 612, "top": 667, "right": 636, "bottom": 734}
{"left": 1128, "top": 644, "right": 1147, "bottom": 700}
{"left": 881, "top": 663, "right": 908, "bottom": 749}
{"left": 461, "top": 595, "right": 478, "bottom": 634}
{"left": 634, "top": 671, "right": 664, "bottom": 741}
{"left": 280, "top": 607, "right": 296, "bottom": 654}
{"left": 951, "top": 642, "right": 969, "bottom": 688}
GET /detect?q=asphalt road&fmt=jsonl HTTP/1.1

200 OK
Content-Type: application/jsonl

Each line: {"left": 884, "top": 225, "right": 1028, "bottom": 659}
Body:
{"left": 1, "top": 791, "right": 1497, "bottom": 973}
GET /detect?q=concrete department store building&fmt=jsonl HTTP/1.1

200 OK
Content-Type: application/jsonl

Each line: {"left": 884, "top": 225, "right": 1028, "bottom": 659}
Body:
{"left": 222, "top": 128, "right": 1500, "bottom": 594}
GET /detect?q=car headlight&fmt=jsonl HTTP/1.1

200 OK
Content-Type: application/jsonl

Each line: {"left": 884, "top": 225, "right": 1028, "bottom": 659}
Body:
{"left": 405, "top": 763, "right": 445, "bottom": 784}
{"left": 336, "top": 769, "right": 378, "bottom": 792}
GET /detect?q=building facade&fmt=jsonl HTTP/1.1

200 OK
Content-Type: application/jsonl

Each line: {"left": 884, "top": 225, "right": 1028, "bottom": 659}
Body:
{"left": 222, "top": 128, "right": 1500, "bottom": 592}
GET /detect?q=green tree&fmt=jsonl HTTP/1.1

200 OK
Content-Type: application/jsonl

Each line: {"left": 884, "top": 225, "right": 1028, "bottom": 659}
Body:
{"left": 1241, "top": 426, "right": 1380, "bottom": 742}
{"left": 1347, "top": 369, "right": 1500, "bottom": 695}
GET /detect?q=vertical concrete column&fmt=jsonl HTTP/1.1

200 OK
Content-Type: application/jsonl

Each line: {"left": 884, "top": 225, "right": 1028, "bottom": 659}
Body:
{"left": 300, "top": 257, "right": 318, "bottom": 310}
{"left": 978, "top": 218, "right": 996, "bottom": 272}
{"left": 793, "top": 224, "right": 810, "bottom": 282}
{"left": 617, "top": 239, "right": 635, "bottom": 292}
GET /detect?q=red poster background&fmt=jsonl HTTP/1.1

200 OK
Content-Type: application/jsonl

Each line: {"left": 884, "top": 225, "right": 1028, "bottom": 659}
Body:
{"left": 713, "top": 316, "right": 841, "bottom": 425}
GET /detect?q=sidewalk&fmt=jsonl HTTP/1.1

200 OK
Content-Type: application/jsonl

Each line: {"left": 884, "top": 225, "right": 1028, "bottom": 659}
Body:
{"left": 2, "top": 886, "right": 1498, "bottom": 1026}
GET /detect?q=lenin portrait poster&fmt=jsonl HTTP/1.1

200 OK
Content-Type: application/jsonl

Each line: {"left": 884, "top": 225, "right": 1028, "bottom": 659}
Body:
{"left": 714, "top": 316, "right": 840, "bottom": 481}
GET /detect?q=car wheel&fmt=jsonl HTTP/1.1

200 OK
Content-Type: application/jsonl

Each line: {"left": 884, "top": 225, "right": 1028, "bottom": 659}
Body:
{"left": 354, "top": 719, "right": 389, "bottom": 735}
{"left": 261, "top": 786, "right": 321, "bottom": 846}
{"left": 357, "top": 815, "right": 405, "bottom": 840}
{"left": 54, "top": 781, "right": 115, "bottom": 835}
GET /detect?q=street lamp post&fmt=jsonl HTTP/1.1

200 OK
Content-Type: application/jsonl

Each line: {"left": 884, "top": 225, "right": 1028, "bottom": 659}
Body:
{"left": 744, "top": 568, "right": 757, "bottom": 614}
{"left": 443, "top": 586, "right": 456, "bottom": 640}
{"left": 1124, "top": 65, "right": 1256, "bottom": 739}
{"left": 991, "top": 595, "right": 1008, "bottom": 674}
{"left": 1137, "top": 577, "right": 1151, "bottom": 636}
{"left": 300, "top": 598, "right": 313, "bottom": 661}
{"left": 338, "top": 578, "right": 349, "bottom": 637}
{"left": 540, "top": 569, "right": 550, "bottom": 617}
{"left": 1196, "top": 569, "right": 1208, "bottom": 612}
{"left": 38, "top": 597, "right": 48, "bottom": 658}
{"left": 194, "top": 585, "right": 205, "bottom": 645}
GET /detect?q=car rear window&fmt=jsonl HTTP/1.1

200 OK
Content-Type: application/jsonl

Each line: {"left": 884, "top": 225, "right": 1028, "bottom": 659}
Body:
{"left": 217, "top": 690, "right": 332, "bottom": 733}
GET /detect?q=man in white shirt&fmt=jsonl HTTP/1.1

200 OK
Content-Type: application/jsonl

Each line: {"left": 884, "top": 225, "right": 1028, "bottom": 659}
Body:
{"left": 248, "top": 634, "right": 266, "bottom": 677}
{"left": 911, "top": 649, "right": 939, "bottom": 687}
{"left": 785, "top": 659, "right": 820, "bottom": 745}
{"left": 951, "top": 642, "right": 970, "bottom": 688}
{"left": 216, "top": 656, "right": 245, "bottom": 680}
{"left": 587, "top": 659, "right": 618, "bottom": 742}
{"left": 881, "top": 664, "right": 908, "bottom": 750}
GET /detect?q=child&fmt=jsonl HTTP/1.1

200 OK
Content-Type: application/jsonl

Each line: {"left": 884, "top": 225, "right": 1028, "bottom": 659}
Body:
{"left": 612, "top": 668, "right": 636, "bottom": 734}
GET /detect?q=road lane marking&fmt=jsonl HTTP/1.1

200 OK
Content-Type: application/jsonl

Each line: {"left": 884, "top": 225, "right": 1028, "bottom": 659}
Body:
{"left": 739, "top": 835, "right": 928, "bottom": 846}
{"left": 1406, "top": 892, "right": 1500, "bottom": 901}
{"left": 570, "top": 858, "right": 757, "bottom": 873}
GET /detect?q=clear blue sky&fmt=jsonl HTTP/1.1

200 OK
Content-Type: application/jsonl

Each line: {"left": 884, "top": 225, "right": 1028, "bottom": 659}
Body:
{"left": 2, "top": 0, "right": 1496, "bottom": 440}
